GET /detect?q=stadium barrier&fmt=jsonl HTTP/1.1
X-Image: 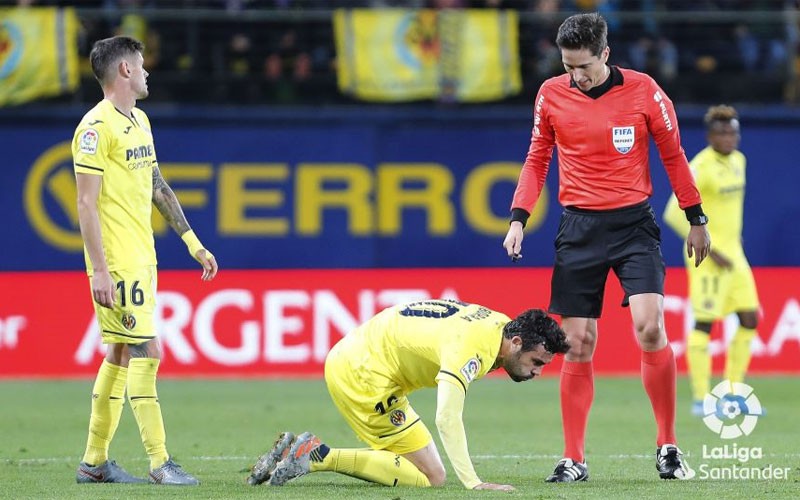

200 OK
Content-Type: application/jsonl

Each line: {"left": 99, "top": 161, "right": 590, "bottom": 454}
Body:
{"left": 0, "top": 268, "right": 797, "bottom": 378}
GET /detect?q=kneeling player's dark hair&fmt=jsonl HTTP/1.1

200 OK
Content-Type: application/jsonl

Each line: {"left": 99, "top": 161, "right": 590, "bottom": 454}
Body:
{"left": 503, "top": 309, "right": 570, "bottom": 355}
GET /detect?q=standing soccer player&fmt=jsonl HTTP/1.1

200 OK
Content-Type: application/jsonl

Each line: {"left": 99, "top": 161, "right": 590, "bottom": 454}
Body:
{"left": 502, "top": 13, "right": 711, "bottom": 482}
{"left": 247, "top": 301, "right": 570, "bottom": 490}
{"left": 73, "top": 36, "right": 218, "bottom": 485}
{"left": 663, "top": 105, "right": 761, "bottom": 416}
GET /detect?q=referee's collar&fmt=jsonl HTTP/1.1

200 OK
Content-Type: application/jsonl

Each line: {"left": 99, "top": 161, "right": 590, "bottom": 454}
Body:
{"left": 570, "top": 65, "right": 624, "bottom": 99}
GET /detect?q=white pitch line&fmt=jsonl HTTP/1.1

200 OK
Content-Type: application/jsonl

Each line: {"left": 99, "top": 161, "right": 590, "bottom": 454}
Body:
{"left": 7, "top": 452, "right": 800, "bottom": 465}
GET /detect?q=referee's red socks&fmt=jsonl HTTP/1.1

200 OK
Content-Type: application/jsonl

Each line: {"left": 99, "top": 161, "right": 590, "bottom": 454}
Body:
{"left": 560, "top": 360, "right": 594, "bottom": 463}
{"left": 641, "top": 345, "right": 677, "bottom": 446}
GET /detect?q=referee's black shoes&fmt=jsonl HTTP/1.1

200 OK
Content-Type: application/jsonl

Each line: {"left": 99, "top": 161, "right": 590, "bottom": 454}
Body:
{"left": 545, "top": 458, "right": 589, "bottom": 482}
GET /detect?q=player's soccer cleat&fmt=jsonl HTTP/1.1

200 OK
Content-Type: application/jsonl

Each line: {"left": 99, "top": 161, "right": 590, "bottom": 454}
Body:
{"left": 691, "top": 400, "right": 704, "bottom": 417}
{"left": 149, "top": 457, "right": 200, "bottom": 485}
{"left": 268, "top": 431, "right": 321, "bottom": 486}
{"left": 247, "top": 431, "right": 295, "bottom": 485}
{"left": 76, "top": 459, "right": 147, "bottom": 483}
{"left": 656, "top": 444, "right": 695, "bottom": 480}
{"left": 545, "top": 458, "right": 589, "bottom": 482}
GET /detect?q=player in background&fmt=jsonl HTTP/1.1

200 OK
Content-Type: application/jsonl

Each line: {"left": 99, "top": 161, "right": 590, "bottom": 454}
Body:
{"left": 663, "top": 105, "right": 761, "bottom": 416}
{"left": 246, "top": 301, "right": 570, "bottom": 491}
{"left": 73, "top": 36, "right": 218, "bottom": 485}
{"left": 502, "top": 13, "right": 710, "bottom": 482}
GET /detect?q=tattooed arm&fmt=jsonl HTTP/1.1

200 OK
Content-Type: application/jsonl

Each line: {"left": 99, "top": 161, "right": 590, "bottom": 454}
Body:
{"left": 152, "top": 165, "right": 191, "bottom": 236}
{"left": 152, "top": 165, "right": 218, "bottom": 280}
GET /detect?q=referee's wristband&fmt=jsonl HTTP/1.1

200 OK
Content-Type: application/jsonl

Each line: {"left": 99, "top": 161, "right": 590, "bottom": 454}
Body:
{"left": 683, "top": 204, "right": 705, "bottom": 221}
{"left": 510, "top": 208, "right": 530, "bottom": 228}
{"left": 181, "top": 229, "right": 204, "bottom": 258}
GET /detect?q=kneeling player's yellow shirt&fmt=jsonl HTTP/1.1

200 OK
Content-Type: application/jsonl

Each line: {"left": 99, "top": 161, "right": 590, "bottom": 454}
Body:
{"left": 344, "top": 299, "right": 509, "bottom": 396}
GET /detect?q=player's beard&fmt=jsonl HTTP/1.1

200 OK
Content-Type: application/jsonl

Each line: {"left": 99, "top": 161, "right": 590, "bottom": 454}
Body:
{"left": 506, "top": 352, "right": 534, "bottom": 383}
{"left": 135, "top": 80, "right": 149, "bottom": 100}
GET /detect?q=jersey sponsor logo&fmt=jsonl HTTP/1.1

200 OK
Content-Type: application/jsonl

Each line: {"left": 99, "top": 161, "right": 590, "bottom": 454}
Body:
{"left": 121, "top": 313, "right": 137, "bottom": 330}
{"left": 612, "top": 126, "right": 635, "bottom": 154}
{"left": 125, "top": 144, "right": 156, "bottom": 171}
{"left": 389, "top": 409, "right": 406, "bottom": 426}
{"left": 460, "top": 357, "right": 481, "bottom": 383}
{"left": 653, "top": 91, "right": 673, "bottom": 131}
{"left": 79, "top": 129, "right": 99, "bottom": 155}
{"left": 125, "top": 145, "right": 154, "bottom": 161}
{"left": 533, "top": 94, "right": 545, "bottom": 136}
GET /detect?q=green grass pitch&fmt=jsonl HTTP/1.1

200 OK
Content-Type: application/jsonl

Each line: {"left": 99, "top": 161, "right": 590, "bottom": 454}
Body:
{"left": 1, "top": 376, "right": 797, "bottom": 499}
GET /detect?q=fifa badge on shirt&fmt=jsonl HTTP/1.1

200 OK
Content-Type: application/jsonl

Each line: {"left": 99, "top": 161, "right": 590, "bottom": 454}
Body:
{"left": 460, "top": 358, "right": 481, "bottom": 383}
{"left": 612, "top": 126, "right": 635, "bottom": 154}
{"left": 79, "top": 129, "right": 99, "bottom": 154}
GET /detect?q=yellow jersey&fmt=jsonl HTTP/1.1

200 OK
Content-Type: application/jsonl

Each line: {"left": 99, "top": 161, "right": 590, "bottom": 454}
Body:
{"left": 336, "top": 299, "right": 508, "bottom": 396}
{"left": 663, "top": 146, "right": 747, "bottom": 259}
{"left": 72, "top": 99, "right": 158, "bottom": 274}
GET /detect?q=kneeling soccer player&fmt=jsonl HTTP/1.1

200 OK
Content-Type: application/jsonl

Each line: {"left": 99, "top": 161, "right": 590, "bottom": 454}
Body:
{"left": 247, "top": 300, "right": 570, "bottom": 490}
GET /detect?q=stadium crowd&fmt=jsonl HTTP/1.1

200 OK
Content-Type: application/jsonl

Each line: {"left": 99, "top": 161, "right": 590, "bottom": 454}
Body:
{"left": 7, "top": 0, "right": 800, "bottom": 105}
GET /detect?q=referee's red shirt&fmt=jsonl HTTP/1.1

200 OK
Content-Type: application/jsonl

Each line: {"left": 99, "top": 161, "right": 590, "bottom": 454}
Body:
{"left": 512, "top": 67, "right": 702, "bottom": 212}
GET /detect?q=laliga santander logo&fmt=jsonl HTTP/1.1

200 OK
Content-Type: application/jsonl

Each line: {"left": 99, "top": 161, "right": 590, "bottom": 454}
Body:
{"left": 702, "top": 381, "right": 763, "bottom": 439}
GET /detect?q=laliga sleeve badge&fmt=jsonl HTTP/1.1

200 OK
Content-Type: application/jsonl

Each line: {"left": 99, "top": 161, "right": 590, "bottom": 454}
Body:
{"left": 460, "top": 358, "right": 481, "bottom": 383}
{"left": 79, "top": 128, "right": 99, "bottom": 155}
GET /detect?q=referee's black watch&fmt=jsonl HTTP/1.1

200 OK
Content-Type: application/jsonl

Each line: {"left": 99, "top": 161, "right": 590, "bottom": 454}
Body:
{"left": 689, "top": 215, "right": 709, "bottom": 226}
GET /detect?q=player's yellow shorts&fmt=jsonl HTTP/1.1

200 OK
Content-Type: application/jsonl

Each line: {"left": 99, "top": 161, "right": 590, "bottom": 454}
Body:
{"left": 324, "top": 341, "right": 433, "bottom": 455}
{"left": 91, "top": 266, "right": 157, "bottom": 344}
{"left": 687, "top": 253, "right": 759, "bottom": 322}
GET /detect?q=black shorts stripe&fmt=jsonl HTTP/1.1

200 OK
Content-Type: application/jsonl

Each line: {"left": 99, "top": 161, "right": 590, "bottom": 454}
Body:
{"left": 129, "top": 396, "right": 158, "bottom": 401}
{"left": 102, "top": 329, "right": 155, "bottom": 340}
{"left": 75, "top": 163, "right": 103, "bottom": 172}
{"left": 378, "top": 417, "right": 421, "bottom": 439}
{"left": 438, "top": 370, "right": 467, "bottom": 394}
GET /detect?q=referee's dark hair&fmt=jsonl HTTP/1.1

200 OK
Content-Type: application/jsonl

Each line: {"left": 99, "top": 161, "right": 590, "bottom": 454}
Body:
{"left": 90, "top": 36, "right": 144, "bottom": 86}
{"left": 556, "top": 12, "right": 608, "bottom": 58}
{"left": 503, "top": 309, "right": 570, "bottom": 355}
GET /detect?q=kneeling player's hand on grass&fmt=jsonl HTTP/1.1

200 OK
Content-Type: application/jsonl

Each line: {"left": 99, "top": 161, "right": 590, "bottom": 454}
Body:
{"left": 474, "top": 482, "right": 515, "bottom": 492}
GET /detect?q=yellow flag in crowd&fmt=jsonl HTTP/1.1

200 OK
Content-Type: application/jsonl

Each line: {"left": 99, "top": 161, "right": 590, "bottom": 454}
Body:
{"left": 334, "top": 9, "right": 521, "bottom": 103}
{"left": 0, "top": 7, "right": 79, "bottom": 107}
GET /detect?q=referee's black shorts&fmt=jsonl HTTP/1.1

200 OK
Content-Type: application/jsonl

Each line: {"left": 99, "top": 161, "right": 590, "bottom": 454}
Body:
{"left": 548, "top": 201, "right": 665, "bottom": 319}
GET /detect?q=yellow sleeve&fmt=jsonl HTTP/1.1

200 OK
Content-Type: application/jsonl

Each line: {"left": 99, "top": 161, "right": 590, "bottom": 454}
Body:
{"left": 435, "top": 379, "right": 482, "bottom": 489}
{"left": 662, "top": 193, "right": 689, "bottom": 240}
{"left": 73, "top": 122, "right": 111, "bottom": 175}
